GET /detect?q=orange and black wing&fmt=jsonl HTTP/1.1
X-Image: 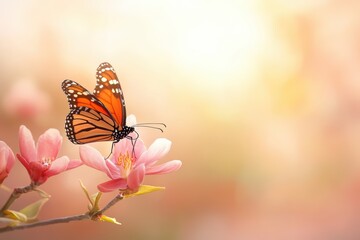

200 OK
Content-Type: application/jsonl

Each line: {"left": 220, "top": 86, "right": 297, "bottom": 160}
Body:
{"left": 62, "top": 79, "right": 118, "bottom": 144}
{"left": 65, "top": 106, "right": 118, "bottom": 144}
{"left": 93, "top": 62, "right": 127, "bottom": 127}
{"left": 62, "top": 79, "right": 112, "bottom": 117}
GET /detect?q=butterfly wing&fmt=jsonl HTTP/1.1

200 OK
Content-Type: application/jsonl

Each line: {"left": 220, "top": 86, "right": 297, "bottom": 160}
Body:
{"left": 65, "top": 106, "right": 118, "bottom": 144}
{"left": 62, "top": 79, "right": 119, "bottom": 144}
{"left": 62, "top": 79, "right": 112, "bottom": 117}
{"left": 94, "top": 62, "right": 127, "bottom": 127}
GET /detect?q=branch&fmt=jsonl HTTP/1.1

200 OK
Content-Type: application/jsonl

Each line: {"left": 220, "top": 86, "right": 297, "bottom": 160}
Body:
{"left": 0, "top": 183, "right": 37, "bottom": 215}
{"left": 0, "top": 193, "right": 123, "bottom": 233}
{"left": 92, "top": 193, "right": 123, "bottom": 218}
{"left": 0, "top": 214, "right": 89, "bottom": 233}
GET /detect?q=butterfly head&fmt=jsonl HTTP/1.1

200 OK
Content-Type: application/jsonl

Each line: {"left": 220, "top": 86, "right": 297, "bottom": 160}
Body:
{"left": 113, "top": 126, "right": 135, "bottom": 143}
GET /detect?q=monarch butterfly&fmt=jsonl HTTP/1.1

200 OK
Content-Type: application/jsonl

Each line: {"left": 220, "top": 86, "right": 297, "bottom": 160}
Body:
{"left": 61, "top": 62, "right": 135, "bottom": 145}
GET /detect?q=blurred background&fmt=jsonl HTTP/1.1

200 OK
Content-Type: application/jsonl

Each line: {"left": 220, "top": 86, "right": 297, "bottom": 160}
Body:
{"left": 1, "top": 0, "right": 360, "bottom": 239}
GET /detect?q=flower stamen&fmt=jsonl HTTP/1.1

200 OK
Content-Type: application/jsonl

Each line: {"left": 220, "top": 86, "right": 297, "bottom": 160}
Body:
{"left": 116, "top": 152, "right": 134, "bottom": 178}
{"left": 41, "top": 157, "right": 53, "bottom": 169}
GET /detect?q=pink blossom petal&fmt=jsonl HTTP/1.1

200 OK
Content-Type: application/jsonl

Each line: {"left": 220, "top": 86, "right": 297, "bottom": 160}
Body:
{"left": 98, "top": 178, "right": 127, "bottom": 192}
{"left": 28, "top": 161, "right": 47, "bottom": 184}
{"left": 80, "top": 145, "right": 110, "bottom": 176}
{"left": 0, "top": 149, "right": 6, "bottom": 171}
{"left": 137, "top": 138, "right": 171, "bottom": 166}
{"left": 19, "top": 125, "right": 36, "bottom": 163}
{"left": 46, "top": 156, "right": 70, "bottom": 177}
{"left": 132, "top": 138, "right": 147, "bottom": 162}
{"left": 66, "top": 159, "right": 83, "bottom": 170}
{"left": 16, "top": 154, "right": 30, "bottom": 173}
{"left": 37, "top": 128, "right": 62, "bottom": 161}
{"left": 113, "top": 138, "right": 146, "bottom": 166}
{"left": 146, "top": 160, "right": 182, "bottom": 175}
{"left": 0, "top": 142, "right": 15, "bottom": 184}
{"left": 113, "top": 139, "right": 133, "bottom": 161}
{"left": 128, "top": 164, "right": 145, "bottom": 190}
{"left": 0, "top": 141, "right": 15, "bottom": 172}
{"left": 105, "top": 160, "right": 121, "bottom": 179}
{"left": 5, "top": 150, "right": 15, "bottom": 173}
{"left": 0, "top": 171, "right": 8, "bottom": 184}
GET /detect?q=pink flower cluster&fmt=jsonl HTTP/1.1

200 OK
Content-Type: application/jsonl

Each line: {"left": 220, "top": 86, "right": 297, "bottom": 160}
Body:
{"left": 0, "top": 125, "right": 82, "bottom": 186}
{"left": 1, "top": 124, "right": 181, "bottom": 193}
{"left": 16, "top": 126, "right": 82, "bottom": 185}
{"left": 80, "top": 138, "right": 182, "bottom": 192}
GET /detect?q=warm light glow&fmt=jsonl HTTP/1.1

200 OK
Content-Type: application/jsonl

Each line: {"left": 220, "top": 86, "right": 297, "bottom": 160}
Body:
{"left": 171, "top": 1, "right": 267, "bottom": 93}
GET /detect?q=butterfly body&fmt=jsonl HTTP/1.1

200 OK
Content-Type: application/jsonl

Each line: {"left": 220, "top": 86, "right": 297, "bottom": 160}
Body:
{"left": 62, "top": 62, "right": 134, "bottom": 145}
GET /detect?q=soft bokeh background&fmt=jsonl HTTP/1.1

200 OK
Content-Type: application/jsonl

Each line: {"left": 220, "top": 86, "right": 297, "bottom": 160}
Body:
{"left": 2, "top": 0, "right": 360, "bottom": 239}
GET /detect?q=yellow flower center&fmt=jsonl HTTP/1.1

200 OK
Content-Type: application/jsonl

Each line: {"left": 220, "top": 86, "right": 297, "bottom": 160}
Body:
{"left": 116, "top": 152, "right": 134, "bottom": 178}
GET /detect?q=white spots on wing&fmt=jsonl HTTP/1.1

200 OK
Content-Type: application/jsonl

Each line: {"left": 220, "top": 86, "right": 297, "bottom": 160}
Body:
{"left": 109, "top": 79, "right": 118, "bottom": 85}
{"left": 101, "top": 77, "right": 107, "bottom": 82}
{"left": 68, "top": 89, "right": 74, "bottom": 93}
{"left": 112, "top": 89, "right": 115, "bottom": 93}
{"left": 99, "top": 85, "right": 103, "bottom": 89}
{"left": 83, "top": 92, "right": 89, "bottom": 95}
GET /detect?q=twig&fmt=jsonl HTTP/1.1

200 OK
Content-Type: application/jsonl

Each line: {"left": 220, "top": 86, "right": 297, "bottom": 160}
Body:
{"left": 0, "top": 183, "right": 37, "bottom": 215}
{"left": 0, "top": 193, "right": 124, "bottom": 233}
{"left": 92, "top": 193, "right": 123, "bottom": 218}
{"left": 0, "top": 214, "right": 89, "bottom": 233}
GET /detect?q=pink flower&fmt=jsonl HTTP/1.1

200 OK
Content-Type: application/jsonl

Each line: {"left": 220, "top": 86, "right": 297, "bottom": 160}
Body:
{"left": 80, "top": 138, "right": 182, "bottom": 192}
{"left": 0, "top": 141, "right": 15, "bottom": 184}
{"left": 17, "top": 125, "right": 82, "bottom": 185}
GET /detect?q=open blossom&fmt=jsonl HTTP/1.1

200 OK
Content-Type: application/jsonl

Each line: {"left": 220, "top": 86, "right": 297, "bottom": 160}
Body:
{"left": 17, "top": 125, "right": 82, "bottom": 185}
{"left": 0, "top": 141, "right": 15, "bottom": 184}
{"left": 80, "top": 137, "right": 182, "bottom": 192}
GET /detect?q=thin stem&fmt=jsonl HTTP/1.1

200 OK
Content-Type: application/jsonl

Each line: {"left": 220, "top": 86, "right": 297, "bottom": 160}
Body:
{"left": 0, "top": 214, "right": 89, "bottom": 233}
{"left": 92, "top": 193, "right": 123, "bottom": 219}
{"left": 0, "top": 183, "right": 37, "bottom": 216}
{"left": 0, "top": 193, "right": 124, "bottom": 233}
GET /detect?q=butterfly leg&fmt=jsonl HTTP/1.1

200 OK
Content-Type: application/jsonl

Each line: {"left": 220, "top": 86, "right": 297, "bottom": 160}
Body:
{"left": 126, "top": 131, "right": 139, "bottom": 159}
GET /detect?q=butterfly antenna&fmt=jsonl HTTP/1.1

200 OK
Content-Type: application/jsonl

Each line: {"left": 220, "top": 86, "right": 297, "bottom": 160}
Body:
{"left": 133, "top": 123, "right": 166, "bottom": 132}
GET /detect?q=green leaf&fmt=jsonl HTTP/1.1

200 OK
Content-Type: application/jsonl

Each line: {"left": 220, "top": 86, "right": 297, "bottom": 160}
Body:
{"left": 92, "top": 192, "right": 102, "bottom": 211}
{"left": 79, "top": 180, "right": 93, "bottom": 205}
{"left": 19, "top": 198, "right": 49, "bottom": 221}
{"left": 80, "top": 180, "right": 102, "bottom": 213}
{"left": 3, "top": 210, "right": 27, "bottom": 222}
{"left": 125, "top": 185, "right": 165, "bottom": 198}
{"left": 98, "top": 214, "right": 121, "bottom": 225}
